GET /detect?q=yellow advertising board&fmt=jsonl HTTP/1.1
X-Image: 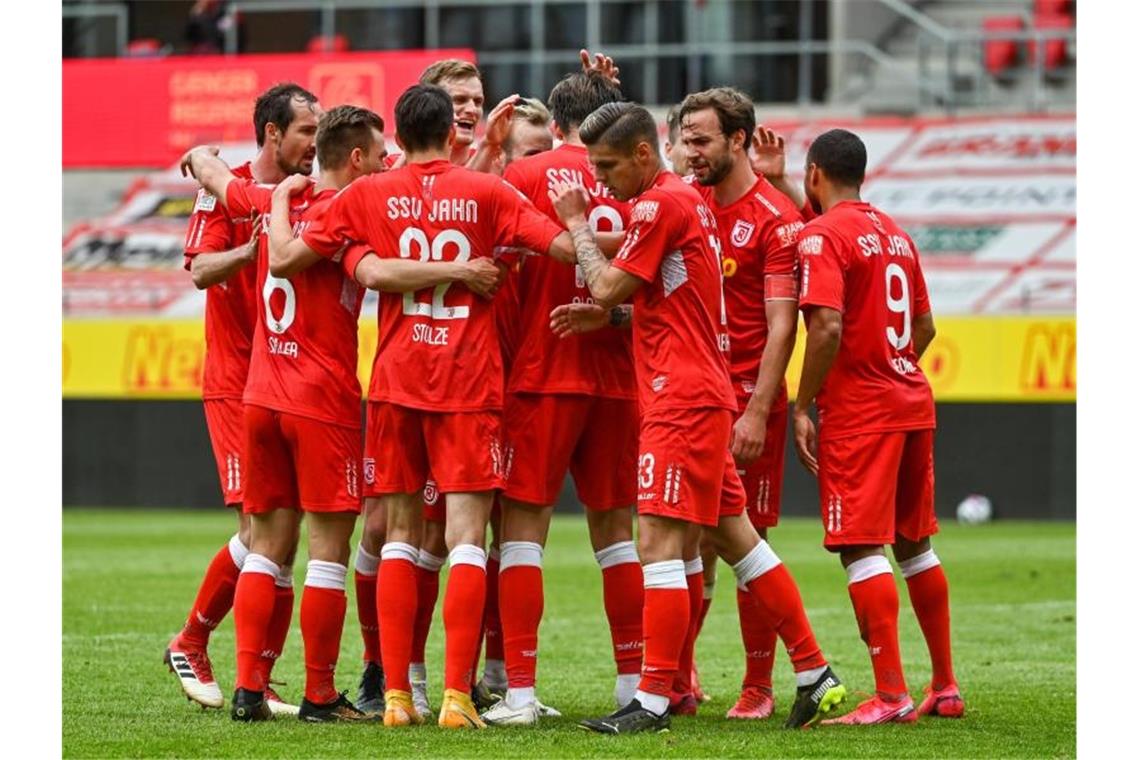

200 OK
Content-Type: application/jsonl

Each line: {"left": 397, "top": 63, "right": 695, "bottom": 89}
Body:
{"left": 62, "top": 316, "right": 1075, "bottom": 402}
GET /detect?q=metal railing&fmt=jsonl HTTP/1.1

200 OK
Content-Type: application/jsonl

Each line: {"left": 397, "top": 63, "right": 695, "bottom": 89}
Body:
{"left": 61, "top": 0, "right": 1074, "bottom": 114}
{"left": 872, "top": 0, "right": 1074, "bottom": 113}
{"left": 62, "top": 1, "right": 128, "bottom": 58}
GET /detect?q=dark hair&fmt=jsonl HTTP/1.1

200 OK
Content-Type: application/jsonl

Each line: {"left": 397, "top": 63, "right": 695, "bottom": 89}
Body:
{"left": 665, "top": 104, "right": 683, "bottom": 144}
{"left": 395, "top": 84, "right": 454, "bottom": 153}
{"left": 316, "top": 105, "right": 384, "bottom": 170}
{"left": 253, "top": 82, "right": 318, "bottom": 148}
{"left": 806, "top": 128, "right": 867, "bottom": 188}
{"left": 678, "top": 87, "right": 755, "bottom": 151}
{"left": 579, "top": 101, "right": 659, "bottom": 154}
{"left": 547, "top": 71, "right": 623, "bottom": 135}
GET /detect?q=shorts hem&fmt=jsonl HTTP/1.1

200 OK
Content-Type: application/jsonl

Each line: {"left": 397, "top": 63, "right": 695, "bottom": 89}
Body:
{"left": 638, "top": 503, "right": 717, "bottom": 528}
{"left": 501, "top": 489, "right": 557, "bottom": 508}
{"left": 582, "top": 497, "right": 637, "bottom": 512}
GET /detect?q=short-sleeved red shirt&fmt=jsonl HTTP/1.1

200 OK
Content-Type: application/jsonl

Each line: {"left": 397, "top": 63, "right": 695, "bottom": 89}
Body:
{"left": 692, "top": 175, "right": 803, "bottom": 406}
{"left": 610, "top": 171, "right": 736, "bottom": 416}
{"left": 301, "top": 159, "right": 564, "bottom": 412}
{"left": 797, "top": 200, "right": 935, "bottom": 440}
{"left": 183, "top": 162, "right": 258, "bottom": 400}
{"left": 502, "top": 144, "right": 636, "bottom": 399}
{"left": 223, "top": 178, "right": 366, "bottom": 428}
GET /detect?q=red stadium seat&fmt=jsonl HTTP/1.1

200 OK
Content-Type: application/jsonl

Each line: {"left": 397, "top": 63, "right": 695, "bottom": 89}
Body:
{"left": 1033, "top": 0, "right": 1071, "bottom": 17}
{"left": 307, "top": 34, "right": 350, "bottom": 53}
{"left": 982, "top": 16, "right": 1023, "bottom": 77}
{"left": 124, "top": 38, "right": 166, "bottom": 58}
{"left": 1028, "top": 13, "right": 1073, "bottom": 71}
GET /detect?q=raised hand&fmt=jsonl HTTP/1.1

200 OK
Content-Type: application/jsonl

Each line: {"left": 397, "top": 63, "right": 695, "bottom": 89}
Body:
{"left": 750, "top": 124, "right": 787, "bottom": 180}
{"left": 579, "top": 48, "right": 621, "bottom": 86}
{"left": 482, "top": 94, "right": 520, "bottom": 149}
{"left": 547, "top": 180, "right": 590, "bottom": 224}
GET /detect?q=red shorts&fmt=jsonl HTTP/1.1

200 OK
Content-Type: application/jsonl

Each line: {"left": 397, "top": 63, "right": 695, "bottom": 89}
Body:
{"left": 364, "top": 402, "right": 504, "bottom": 495}
{"left": 243, "top": 405, "right": 362, "bottom": 514}
{"left": 503, "top": 393, "right": 638, "bottom": 510}
{"left": 203, "top": 398, "right": 245, "bottom": 506}
{"left": 637, "top": 407, "right": 743, "bottom": 527}
{"left": 817, "top": 428, "right": 938, "bottom": 549}
{"left": 734, "top": 402, "right": 787, "bottom": 530}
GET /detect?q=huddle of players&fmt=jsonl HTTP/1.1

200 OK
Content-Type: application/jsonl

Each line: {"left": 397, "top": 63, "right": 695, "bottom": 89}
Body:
{"left": 165, "top": 51, "right": 964, "bottom": 734}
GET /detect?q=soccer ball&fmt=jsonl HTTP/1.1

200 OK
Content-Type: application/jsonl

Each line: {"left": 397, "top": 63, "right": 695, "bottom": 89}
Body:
{"left": 956, "top": 494, "right": 993, "bottom": 525}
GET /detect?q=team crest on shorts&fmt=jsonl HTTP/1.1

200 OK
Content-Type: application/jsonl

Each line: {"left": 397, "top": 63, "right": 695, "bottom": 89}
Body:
{"left": 363, "top": 457, "right": 375, "bottom": 485}
{"left": 731, "top": 220, "right": 756, "bottom": 247}
{"left": 423, "top": 479, "right": 439, "bottom": 506}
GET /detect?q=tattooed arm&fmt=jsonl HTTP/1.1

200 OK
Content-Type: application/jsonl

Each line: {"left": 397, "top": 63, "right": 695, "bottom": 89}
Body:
{"left": 547, "top": 182, "right": 643, "bottom": 309}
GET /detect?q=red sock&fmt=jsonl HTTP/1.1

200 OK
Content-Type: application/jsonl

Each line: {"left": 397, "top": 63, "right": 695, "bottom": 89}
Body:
{"left": 411, "top": 564, "right": 441, "bottom": 665}
{"left": 499, "top": 562, "right": 543, "bottom": 688}
{"left": 378, "top": 548, "right": 419, "bottom": 693}
{"left": 181, "top": 540, "right": 242, "bottom": 648}
{"left": 301, "top": 580, "right": 347, "bottom": 705}
{"left": 354, "top": 570, "right": 380, "bottom": 665}
{"left": 233, "top": 559, "right": 277, "bottom": 692}
{"left": 848, "top": 570, "right": 908, "bottom": 700}
{"left": 256, "top": 582, "right": 294, "bottom": 686}
{"left": 746, "top": 564, "right": 827, "bottom": 674}
{"left": 639, "top": 585, "right": 690, "bottom": 697}
{"left": 905, "top": 564, "right": 956, "bottom": 690}
{"left": 672, "top": 569, "right": 704, "bottom": 695}
{"left": 736, "top": 587, "right": 777, "bottom": 691}
{"left": 601, "top": 562, "right": 644, "bottom": 676}
{"left": 483, "top": 553, "right": 504, "bottom": 663}
{"left": 695, "top": 595, "right": 713, "bottom": 638}
{"left": 442, "top": 553, "right": 487, "bottom": 692}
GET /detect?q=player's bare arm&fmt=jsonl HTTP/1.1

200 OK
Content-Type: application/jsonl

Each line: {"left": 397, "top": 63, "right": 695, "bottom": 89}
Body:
{"left": 548, "top": 181, "right": 641, "bottom": 307}
{"left": 352, "top": 252, "right": 504, "bottom": 298}
{"left": 188, "top": 234, "right": 259, "bottom": 290}
{"left": 466, "top": 94, "right": 518, "bottom": 174}
{"left": 913, "top": 310, "right": 936, "bottom": 359}
{"left": 752, "top": 125, "right": 805, "bottom": 210}
{"left": 548, "top": 302, "right": 632, "bottom": 338}
{"left": 267, "top": 175, "right": 321, "bottom": 277}
{"left": 731, "top": 297, "right": 798, "bottom": 464}
{"left": 792, "top": 306, "right": 843, "bottom": 475}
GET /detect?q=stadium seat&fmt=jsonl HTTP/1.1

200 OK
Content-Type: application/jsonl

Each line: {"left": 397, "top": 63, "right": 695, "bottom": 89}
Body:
{"left": 1033, "top": 0, "right": 1072, "bottom": 17}
{"left": 982, "top": 16, "right": 1023, "bottom": 77}
{"left": 307, "top": 34, "right": 350, "bottom": 53}
{"left": 1028, "top": 13, "right": 1073, "bottom": 71}
{"left": 124, "top": 38, "right": 166, "bottom": 58}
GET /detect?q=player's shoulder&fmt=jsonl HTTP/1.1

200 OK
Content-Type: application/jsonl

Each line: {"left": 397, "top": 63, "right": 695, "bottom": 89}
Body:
{"left": 796, "top": 212, "right": 846, "bottom": 258}
{"left": 749, "top": 176, "right": 802, "bottom": 220}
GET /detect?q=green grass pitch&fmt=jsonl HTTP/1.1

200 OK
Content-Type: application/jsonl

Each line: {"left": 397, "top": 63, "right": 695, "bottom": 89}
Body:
{"left": 63, "top": 510, "right": 1074, "bottom": 758}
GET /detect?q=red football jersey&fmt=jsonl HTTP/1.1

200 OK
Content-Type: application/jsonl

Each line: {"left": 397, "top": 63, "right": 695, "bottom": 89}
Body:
{"left": 502, "top": 144, "right": 636, "bottom": 399}
{"left": 301, "top": 159, "right": 564, "bottom": 412}
{"left": 610, "top": 171, "right": 736, "bottom": 415}
{"left": 692, "top": 175, "right": 803, "bottom": 406}
{"left": 183, "top": 162, "right": 258, "bottom": 400}
{"left": 797, "top": 200, "right": 935, "bottom": 440}
{"left": 223, "top": 179, "right": 366, "bottom": 428}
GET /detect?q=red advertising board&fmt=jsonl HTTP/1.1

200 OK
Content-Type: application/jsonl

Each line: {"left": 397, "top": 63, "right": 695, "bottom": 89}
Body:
{"left": 63, "top": 49, "right": 475, "bottom": 168}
